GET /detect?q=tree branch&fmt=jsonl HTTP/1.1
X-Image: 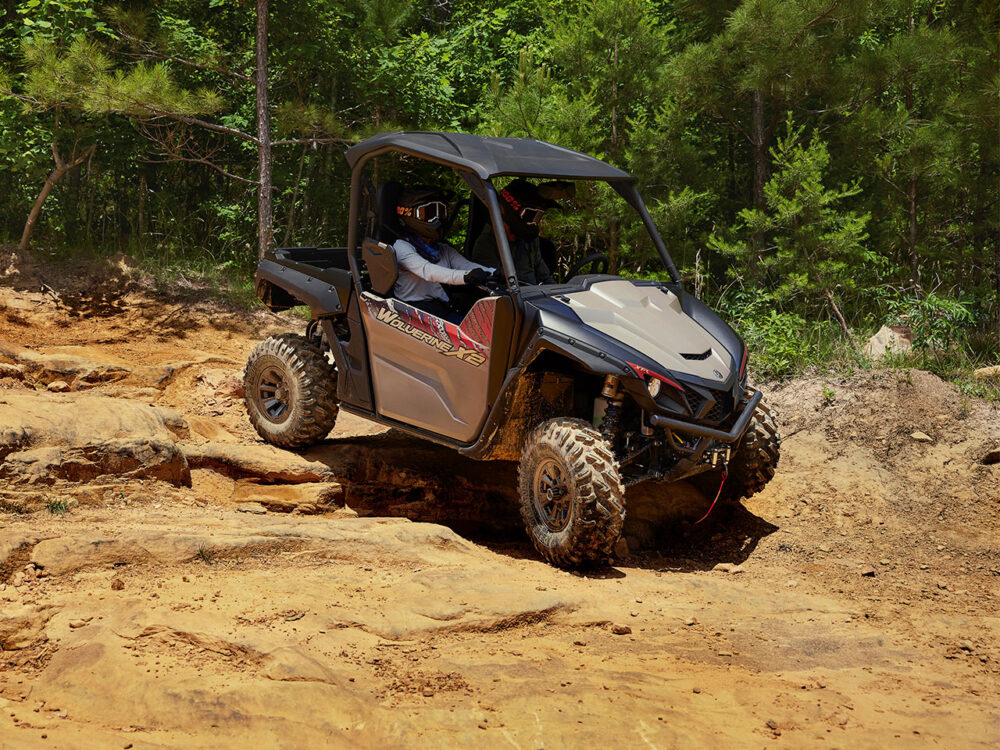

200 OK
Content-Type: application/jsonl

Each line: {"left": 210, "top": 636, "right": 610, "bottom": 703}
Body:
{"left": 789, "top": 1, "right": 843, "bottom": 49}
{"left": 112, "top": 26, "right": 253, "bottom": 82}
{"left": 142, "top": 109, "right": 258, "bottom": 143}
{"left": 271, "top": 136, "right": 355, "bottom": 147}
{"left": 142, "top": 154, "right": 258, "bottom": 184}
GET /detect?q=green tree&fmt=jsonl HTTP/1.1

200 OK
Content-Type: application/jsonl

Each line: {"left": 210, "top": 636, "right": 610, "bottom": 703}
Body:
{"left": 484, "top": 0, "right": 675, "bottom": 270}
{"left": 848, "top": 4, "right": 972, "bottom": 290}
{"left": 710, "top": 123, "right": 871, "bottom": 340}
{"left": 668, "top": 0, "right": 869, "bottom": 266}
{"left": 3, "top": 34, "right": 223, "bottom": 249}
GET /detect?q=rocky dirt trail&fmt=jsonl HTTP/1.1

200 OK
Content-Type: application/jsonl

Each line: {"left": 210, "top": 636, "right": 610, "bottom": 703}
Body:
{"left": 1, "top": 253, "right": 998, "bottom": 748}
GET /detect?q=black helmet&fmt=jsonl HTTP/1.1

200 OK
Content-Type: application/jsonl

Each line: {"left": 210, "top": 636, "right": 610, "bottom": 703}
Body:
{"left": 497, "top": 178, "right": 564, "bottom": 240}
{"left": 396, "top": 185, "right": 451, "bottom": 241}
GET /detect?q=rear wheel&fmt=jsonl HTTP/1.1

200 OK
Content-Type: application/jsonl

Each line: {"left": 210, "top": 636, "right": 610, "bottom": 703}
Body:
{"left": 723, "top": 396, "right": 780, "bottom": 501}
{"left": 243, "top": 333, "right": 338, "bottom": 448}
{"left": 518, "top": 418, "right": 626, "bottom": 567}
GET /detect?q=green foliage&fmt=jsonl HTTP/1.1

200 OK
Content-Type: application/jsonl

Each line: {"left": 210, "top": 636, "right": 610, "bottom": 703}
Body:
{"left": 373, "top": 32, "right": 462, "bottom": 127}
{"left": 741, "top": 308, "right": 817, "bottom": 379}
{"left": 483, "top": 0, "right": 676, "bottom": 270}
{"left": 718, "top": 287, "right": 863, "bottom": 380}
{"left": 20, "top": 36, "right": 221, "bottom": 117}
{"left": 888, "top": 292, "right": 975, "bottom": 353}
{"left": 46, "top": 498, "right": 71, "bottom": 514}
{"left": 709, "top": 122, "right": 871, "bottom": 322}
{"left": 17, "top": 0, "right": 114, "bottom": 41}
{"left": 0, "top": 0, "right": 994, "bottom": 392}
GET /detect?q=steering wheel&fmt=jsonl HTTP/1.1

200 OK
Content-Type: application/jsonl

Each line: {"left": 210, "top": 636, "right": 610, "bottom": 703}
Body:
{"left": 472, "top": 270, "right": 509, "bottom": 296}
{"left": 564, "top": 253, "right": 610, "bottom": 281}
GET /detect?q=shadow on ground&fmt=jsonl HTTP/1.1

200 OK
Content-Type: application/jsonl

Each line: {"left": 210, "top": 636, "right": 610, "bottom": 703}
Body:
{"left": 306, "top": 431, "right": 779, "bottom": 569}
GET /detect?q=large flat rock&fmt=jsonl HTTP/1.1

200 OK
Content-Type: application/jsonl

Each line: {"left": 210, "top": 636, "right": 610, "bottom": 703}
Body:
{"left": 0, "top": 340, "right": 236, "bottom": 390}
{"left": 1, "top": 439, "right": 190, "bottom": 486}
{"left": 0, "top": 390, "right": 187, "bottom": 450}
{"left": 182, "top": 441, "right": 333, "bottom": 483}
{"left": 31, "top": 626, "right": 411, "bottom": 747}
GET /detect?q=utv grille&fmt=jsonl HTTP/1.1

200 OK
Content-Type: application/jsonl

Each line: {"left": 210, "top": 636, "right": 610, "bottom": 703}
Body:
{"left": 680, "top": 349, "right": 712, "bottom": 361}
{"left": 684, "top": 388, "right": 733, "bottom": 425}
{"left": 705, "top": 398, "right": 727, "bottom": 423}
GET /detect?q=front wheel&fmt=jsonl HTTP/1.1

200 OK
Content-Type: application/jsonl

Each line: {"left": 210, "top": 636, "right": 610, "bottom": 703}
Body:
{"left": 723, "top": 395, "right": 780, "bottom": 501}
{"left": 517, "top": 418, "right": 626, "bottom": 568}
{"left": 243, "top": 333, "right": 338, "bottom": 448}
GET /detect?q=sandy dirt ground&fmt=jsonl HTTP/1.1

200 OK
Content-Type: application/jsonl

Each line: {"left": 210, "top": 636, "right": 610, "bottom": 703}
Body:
{"left": 0, "top": 252, "right": 998, "bottom": 748}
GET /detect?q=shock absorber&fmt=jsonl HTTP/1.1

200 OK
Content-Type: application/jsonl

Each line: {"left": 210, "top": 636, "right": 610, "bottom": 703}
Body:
{"left": 601, "top": 375, "right": 624, "bottom": 450}
{"left": 305, "top": 319, "right": 320, "bottom": 345}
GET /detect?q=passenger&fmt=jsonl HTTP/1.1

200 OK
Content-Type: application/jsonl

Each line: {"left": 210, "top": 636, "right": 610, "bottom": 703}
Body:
{"left": 469, "top": 179, "right": 571, "bottom": 285}
{"left": 392, "top": 186, "right": 496, "bottom": 324}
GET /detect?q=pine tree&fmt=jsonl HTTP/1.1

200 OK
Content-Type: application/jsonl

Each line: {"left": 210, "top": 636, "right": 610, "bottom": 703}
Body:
{"left": 484, "top": 0, "right": 675, "bottom": 270}
{"left": 710, "top": 123, "right": 871, "bottom": 340}
{"left": 668, "top": 0, "right": 870, "bottom": 269}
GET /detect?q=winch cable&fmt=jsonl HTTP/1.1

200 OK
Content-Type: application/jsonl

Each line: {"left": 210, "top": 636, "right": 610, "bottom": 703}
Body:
{"left": 694, "top": 471, "right": 728, "bottom": 525}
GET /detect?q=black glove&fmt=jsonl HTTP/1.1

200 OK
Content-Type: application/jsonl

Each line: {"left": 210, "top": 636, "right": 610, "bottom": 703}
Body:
{"left": 464, "top": 267, "right": 490, "bottom": 286}
{"left": 491, "top": 267, "right": 507, "bottom": 283}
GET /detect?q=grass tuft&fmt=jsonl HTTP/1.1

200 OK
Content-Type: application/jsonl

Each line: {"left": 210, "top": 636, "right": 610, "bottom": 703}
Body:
{"left": 46, "top": 498, "right": 71, "bottom": 515}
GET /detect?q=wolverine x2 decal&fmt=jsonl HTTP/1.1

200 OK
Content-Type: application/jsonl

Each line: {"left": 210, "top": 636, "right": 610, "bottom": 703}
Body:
{"left": 362, "top": 293, "right": 491, "bottom": 367}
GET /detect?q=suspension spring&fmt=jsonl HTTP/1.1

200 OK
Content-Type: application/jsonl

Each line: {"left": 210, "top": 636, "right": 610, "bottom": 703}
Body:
{"left": 601, "top": 399, "right": 623, "bottom": 450}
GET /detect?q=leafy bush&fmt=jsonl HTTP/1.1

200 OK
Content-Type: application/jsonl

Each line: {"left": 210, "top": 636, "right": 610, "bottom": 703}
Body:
{"left": 715, "top": 287, "right": 861, "bottom": 380}
{"left": 733, "top": 308, "right": 816, "bottom": 380}
{"left": 886, "top": 292, "right": 975, "bottom": 353}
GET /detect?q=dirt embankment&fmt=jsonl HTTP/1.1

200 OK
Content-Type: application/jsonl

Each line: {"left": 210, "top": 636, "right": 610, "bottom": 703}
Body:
{"left": 0, "top": 253, "right": 998, "bottom": 748}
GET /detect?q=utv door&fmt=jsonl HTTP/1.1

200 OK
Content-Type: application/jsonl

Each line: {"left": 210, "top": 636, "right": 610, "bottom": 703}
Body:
{"left": 359, "top": 291, "right": 514, "bottom": 442}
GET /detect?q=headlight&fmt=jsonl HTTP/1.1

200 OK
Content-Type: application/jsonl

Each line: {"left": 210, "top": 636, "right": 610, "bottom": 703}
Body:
{"left": 646, "top": 376, "right": 662, "bottom": 399}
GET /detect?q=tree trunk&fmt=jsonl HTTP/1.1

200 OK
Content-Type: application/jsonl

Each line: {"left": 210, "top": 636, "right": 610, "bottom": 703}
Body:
{"left": 282, "top": 144, "right": 308, "bottom": 246}
{"left": 255, "top": 0, "right": 273, "bottom": 259}
{"left": 137, "top": 174, "right": 148, "bottom": 245}
{"left": 824, "top": 288, "right": 855, "bottom": 346}
{"left": 904, "top": 9, "right": 920, "bottom": 292}
{"left": 19, "top": 143, "right": 95, "bottom": 252}
{"left": 908, "top": 174, "right": 920, "bottom": 290}
{"left": 608, "top": 217, "right": 619, "bottom": 273}
{"left": 610, "top": 37, "right": 619, "bottom": 163}
{"left": 749, "top": 90, "right": 768, "bottom": 275}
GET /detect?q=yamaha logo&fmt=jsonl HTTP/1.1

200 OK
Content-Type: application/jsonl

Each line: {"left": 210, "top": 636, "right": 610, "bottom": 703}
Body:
{"left": 713, "top": 369, "right": 723, "bottom": 379}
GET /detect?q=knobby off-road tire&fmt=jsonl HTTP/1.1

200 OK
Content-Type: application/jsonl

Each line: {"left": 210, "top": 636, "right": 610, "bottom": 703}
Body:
{"left": 518, "top": 418, "right": 626, "bottom": 568}
{"left": 723, "top": 396, "right": 780, "bottom": 502}
{"left": 243, "top": 333, "right": 338, "bottom": 448}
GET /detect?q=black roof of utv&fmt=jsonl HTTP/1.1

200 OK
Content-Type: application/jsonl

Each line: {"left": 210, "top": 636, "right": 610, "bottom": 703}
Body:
{"left": 345, "top": 131, "right": 632, "bottom": 181}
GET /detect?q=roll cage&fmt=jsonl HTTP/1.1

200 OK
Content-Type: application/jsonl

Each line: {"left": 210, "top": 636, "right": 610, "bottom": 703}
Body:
{"left": 343, "top": 131, "right": 683, "bottom": 301}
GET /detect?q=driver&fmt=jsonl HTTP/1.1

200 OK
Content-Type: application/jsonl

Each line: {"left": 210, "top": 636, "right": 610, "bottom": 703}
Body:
{"left": 392, "top": 185, "right": 496, "bottom": 323}
{"left": 470, "top": 178, "right": 571, "bottom": 285}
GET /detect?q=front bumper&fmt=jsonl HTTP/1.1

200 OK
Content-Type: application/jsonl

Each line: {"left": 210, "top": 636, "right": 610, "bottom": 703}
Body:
{"left": 648, "top": 390, "right": 762, "bottom": 444}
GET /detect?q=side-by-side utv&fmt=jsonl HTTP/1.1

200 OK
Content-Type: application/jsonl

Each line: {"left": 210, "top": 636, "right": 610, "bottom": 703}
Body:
{"left": 244, "top": 131, "right": 779, "bottom": 567}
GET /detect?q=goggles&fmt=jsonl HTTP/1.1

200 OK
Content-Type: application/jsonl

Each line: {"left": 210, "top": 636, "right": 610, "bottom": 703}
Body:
{"left": 397, "top": 200, "right": 448, "bottom": 224}
{"left": 518, "top": 206, "right": 545, "bottom": 226}
{"left": 500, "top": 188, "right": 545, "bottom": 226}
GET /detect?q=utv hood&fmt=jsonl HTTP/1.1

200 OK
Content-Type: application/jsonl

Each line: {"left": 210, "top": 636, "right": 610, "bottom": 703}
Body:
{"left": 560, "top": 279, "right": 734, "bottom": 384}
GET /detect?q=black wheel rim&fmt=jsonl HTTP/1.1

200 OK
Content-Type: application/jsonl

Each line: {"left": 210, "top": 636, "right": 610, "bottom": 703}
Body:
{"left": 533, "top": 458, "right": 571, "bottom": 532}
{"left": 256, "top": 364, "right": 292, "bottom": 423}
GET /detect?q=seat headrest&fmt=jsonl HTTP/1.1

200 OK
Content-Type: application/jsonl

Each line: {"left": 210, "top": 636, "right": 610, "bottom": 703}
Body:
{"left": 462, "top": 195, "right": 490, "bottom": 256}
{"left": 375, "top": 180, "right": 404, "bottom": 242}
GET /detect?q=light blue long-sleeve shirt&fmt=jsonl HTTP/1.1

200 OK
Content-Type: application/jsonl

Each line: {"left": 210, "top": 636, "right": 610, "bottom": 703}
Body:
{"left": 391, "top": 239, "right": 493, "bottom": 303}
